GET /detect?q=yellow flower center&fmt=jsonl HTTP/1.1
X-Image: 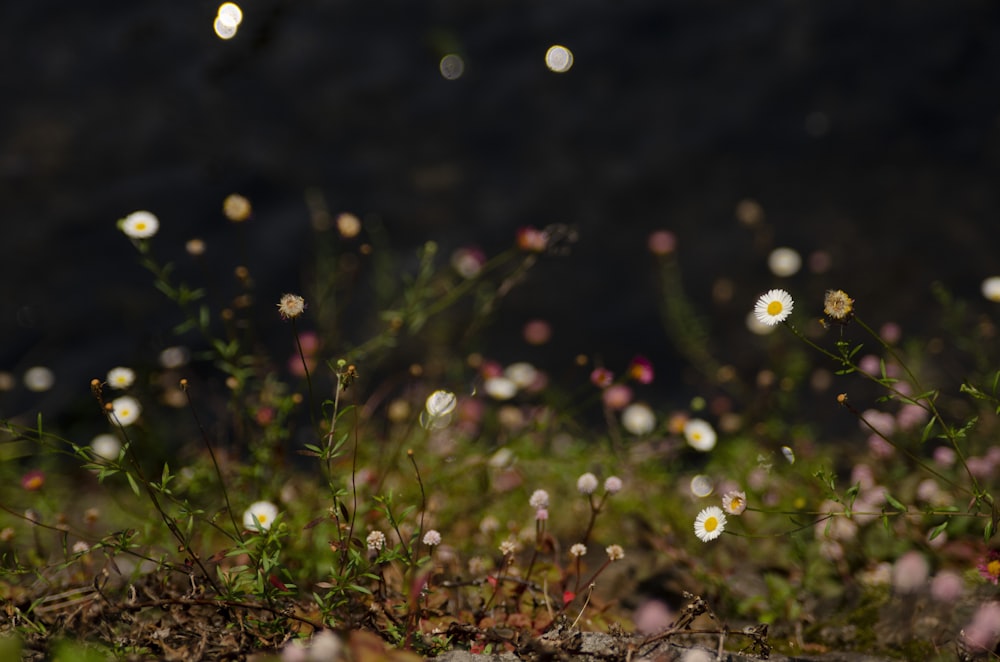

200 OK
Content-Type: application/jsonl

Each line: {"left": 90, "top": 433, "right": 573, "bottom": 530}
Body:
{"left": 135, "top": 222, "right": 147, "bottom": 231}
{"left": 988, "top": 560, "right": 1000, "bottom": 577}
{"left": 257, "top": 514, "right": 268, "bottom": 524}
{"left": 692, "top": 432, "right": 702, "bottom": 441}
{"left": 766, "top": 301, "right": 783, "bottom": 316}
{"left": 704, "top": 517, "right": 718, "bottom": 532}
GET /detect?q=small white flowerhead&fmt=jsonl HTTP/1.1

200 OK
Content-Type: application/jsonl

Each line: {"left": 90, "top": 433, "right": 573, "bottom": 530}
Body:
{"left": 243, "top": 500, "right": 279, "bottom": 531}
{"left": 753, "top": 288, "right": 794, "bottom": 326}
{"left": 277, "top": 293, "right": 306, "bottom": 320}
{"left": 109, "top": 396, "right": 142, "bottom": 427}
{"left": 424, "top": 389, "right": 457, "bottom": 421}
{"left": 422, "top": 529, "right": 442, "bottom": 546}
{"left": 529, "top": 489, "right": 550, "bottom": 510}
{"left": 504, "top": 362, "right": 538, "bottom": 389}
{"left": 694, "top": 506, "right": 727, "bottom": 542}
{"left": 119, "top": 211, "right": 159, "bottom": 239}
{"left": 982, "top": 277, "right": 1000, "bottom": 303}
{"left": 824, "top": 289, "right": 855, "bottom": 321}
{"left": 604, "top": 476, "right": 623, "bottom": 494}
{"left": 767, "top": 247, "right": 802, "bottom": 277}
{"left": 622, "top": 402, "right": 656, "bottom": 435}
{"left": 606, "top": 544, "right": 625, "bottom": 561}
{"left": 683, "top": 418, "right": 717, "bottom": 452}
{"left": 722, "top": 490, "right": 747, "bottom": 515}
{"left": 366, "top": 530, "right": 386, "bottom": 551}
{"left": 107, "top": 367, "right": 135, "bottom": 390}
{"left": 569, "top": 543, "right": 587, "bottom": 558}
{"left": 483, "top": 376, "right": 517, "bottom": 400}
{"left": 577, "top": 472, "right": 599, "bottom": 495}
{"left": 499, "top": 539, "right": 517, "bottom": 556}
{"left": 91, "top": 433, "right": 121, "bottom": 461}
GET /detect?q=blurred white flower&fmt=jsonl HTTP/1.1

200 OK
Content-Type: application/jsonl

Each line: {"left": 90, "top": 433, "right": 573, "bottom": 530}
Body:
{"left": 91, "top": 434, "right": 121, "bottom": 461}
{"left": 683, "top": 418, "right": 717, "bottom": 452}
{"left": 483, "top": 376, "right": 517, "bottom": 400}
{"left": 622, "top": 403, "right": 655, "bottom": 435}
{"left": 767, "top": 247, "right": 802, "bottom": 277}
{"left": 576, "top": 472, "right": 599, "bottom": 495}
{"left": 243, "top": 500, "right": 279, "bottom": 532}
{"left": 110, "top": 396, "right": 141, "bottom": 427}
{"left": 107, "top": 366, "right": 135, "bottom": 390}
{"left": 119, "top": 211, "right": 159, "bottom": 239}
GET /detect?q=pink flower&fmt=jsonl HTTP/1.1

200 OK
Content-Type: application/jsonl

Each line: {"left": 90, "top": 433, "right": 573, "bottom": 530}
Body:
{"left": 21, "top": 470, "right": 45, "bottom": 491}
{"left": 627, "top": 356, "right": 654, "bottom": 384}
{"left": 602, "top": 384, "right": 633, "bottom": 410}
{"left": 647, "top": 231, "right": 676, "bottom": 256}
{"left": 978, "top": 550, "right": 1000, "bottom": 585}
{"left": 590, "top": 367, "right": 614, "bottom": 388}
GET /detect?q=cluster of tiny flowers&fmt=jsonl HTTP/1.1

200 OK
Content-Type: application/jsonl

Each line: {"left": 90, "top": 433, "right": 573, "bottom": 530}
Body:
{"left": 694, "top": 506, "right": 727, "bottom": 542}
{"left": 570, "top": 543, "right": 587, "bottom": 557}
{"left": 243, "top": 500, "right": 279, "bottom": 532}
{"left": 529, "top": 489, "right": 550, "bottom": 510}
{"left": 577, "top": 473, "right": 599, "bottom": 494}
{"left": 499, "top": 539, "right": 517, "bottom": 556}
{"left": 277, "top": 293, "right": 306, "bottom": 320}
{"left": 606, "top": 544, "right": 625, "bottom": 561}
{"left": 422, "top": 529, "right": 442, "bottom": 546}
{"left": 604, "top": 476, "right": 623, "bottom": 494}
{"left": 823, "top": 289, "right": 854, "bottom": 320}
{"left": 366, "top": 530, "right": 386, "bottom": 552}
{"left": 753, "top": 289, "right": 794, "bottom": 326}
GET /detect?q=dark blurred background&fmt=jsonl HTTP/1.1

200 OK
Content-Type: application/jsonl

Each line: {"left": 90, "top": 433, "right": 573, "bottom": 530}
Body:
{"left": 2, "top": 0, "right": 999, "bottom": 429}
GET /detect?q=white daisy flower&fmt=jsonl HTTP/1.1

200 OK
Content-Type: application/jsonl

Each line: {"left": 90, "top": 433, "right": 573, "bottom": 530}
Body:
{"left": 694, "top": 506, "right": 727, "bottom": 542}
{"left": 722, "top": 490, "right": 747, "bottom": 515}
{"left": 119, "top": 211, "right": 159, "bottom": 239}
{"left": 110, "top": 396, "right": 141, "bottom": 427}
{"left": 243, "top": 500, "right": 279, "bottom": 531}
{"left": 107, "top": 366, "right": 135, "bottom": 390}
{"left": 683, "top": 418, "right": 717, "bottom": 452}
{"left": 753, "top": 289, "right": 794, "bottom": 326}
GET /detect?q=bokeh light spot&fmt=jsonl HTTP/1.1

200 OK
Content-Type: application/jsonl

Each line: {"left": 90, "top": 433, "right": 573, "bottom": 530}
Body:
{"left": 24, "top": 366, "right": 55, "bottom": 392}
{"left": 214, "top": 17, "right": 238, "bottom": 40}
{"left": 217, "top": 2, "right": 243, "bottom": 27}
{"left": 439, "top": 54, "right": 465, "bottom": 80}
{"left": 545, "top": 45, "right": 574, "bottom": 73}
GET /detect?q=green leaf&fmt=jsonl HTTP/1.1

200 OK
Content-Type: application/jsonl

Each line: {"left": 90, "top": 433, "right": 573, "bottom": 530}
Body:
{"left": 928, "top": 521, "right": 948, "bottom": 541}
{"left": 883, "top": 492, "right": 906, "bottom": 512}
{"left": 920, "top": 418, "right": 936, "bottom": 443}
{"left": 125, "top": 472, "right": 141, "bottom": 498}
